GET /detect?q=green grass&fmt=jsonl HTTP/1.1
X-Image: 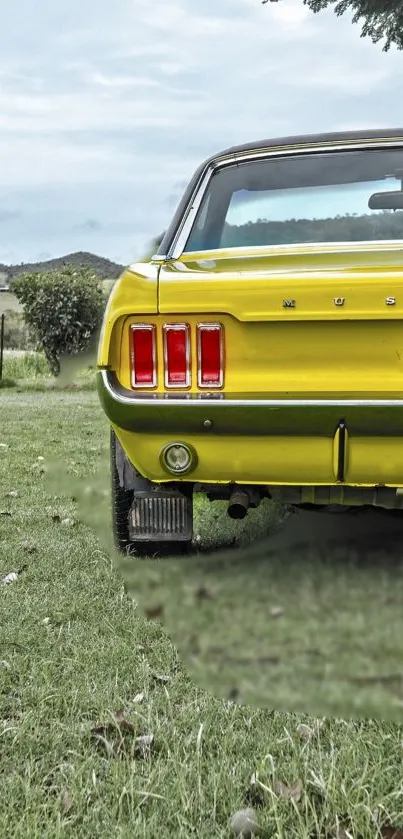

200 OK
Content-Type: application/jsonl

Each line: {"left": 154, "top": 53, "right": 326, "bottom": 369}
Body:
{"left": 0, "top": 390, "right": 403, "bottom": 837}
{"left": 2, "top": 350, "right": 49, "bottom": 380}
{"left": 1, "top": 351, "right": 97, "bottom": 389}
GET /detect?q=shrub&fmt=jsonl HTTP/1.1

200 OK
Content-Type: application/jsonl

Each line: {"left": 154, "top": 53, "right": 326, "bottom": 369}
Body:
{"left": 12, "top": 265, "right": 105, "bottom": 375}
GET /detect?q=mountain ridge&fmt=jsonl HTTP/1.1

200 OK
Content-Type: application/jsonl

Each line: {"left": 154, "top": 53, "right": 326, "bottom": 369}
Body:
{"left": 0, "top": 251, "right": 125, "bottom": 281}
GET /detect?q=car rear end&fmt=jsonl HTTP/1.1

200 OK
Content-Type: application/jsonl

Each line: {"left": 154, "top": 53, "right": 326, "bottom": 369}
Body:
{"left": 97, "top": 130, "right": 403, "bottom": 551}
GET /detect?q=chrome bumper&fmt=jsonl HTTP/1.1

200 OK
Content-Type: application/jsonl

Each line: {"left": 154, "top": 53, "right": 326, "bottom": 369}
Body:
{"left": 97, "top": 370, "right": 403, "bottom": 436}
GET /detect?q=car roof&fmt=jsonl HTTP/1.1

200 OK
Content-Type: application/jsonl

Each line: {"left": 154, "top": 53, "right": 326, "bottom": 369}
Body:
{"left": 206, "top": 128, "right": 403, "bottom": 163}
{"left": 156, "top": 128, "right": 403, "bottom": 257}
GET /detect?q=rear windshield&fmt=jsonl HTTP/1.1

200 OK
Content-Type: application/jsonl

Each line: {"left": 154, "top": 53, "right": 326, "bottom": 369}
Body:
{"left": 183, "top": 147, "right": 403, "bottom": 252}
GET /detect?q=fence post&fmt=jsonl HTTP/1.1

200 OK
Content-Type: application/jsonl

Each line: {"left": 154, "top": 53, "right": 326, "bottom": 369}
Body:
{"left": 0, "top": 313, "right": 4, "bottom": 381}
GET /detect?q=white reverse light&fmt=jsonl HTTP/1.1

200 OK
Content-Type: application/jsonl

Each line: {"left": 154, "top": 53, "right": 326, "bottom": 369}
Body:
{"left": 160, "top": 442, "right": 197, "bottom": 475}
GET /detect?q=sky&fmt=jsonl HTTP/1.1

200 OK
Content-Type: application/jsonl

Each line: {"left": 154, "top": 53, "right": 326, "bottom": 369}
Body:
{"left": 1, "top": 0, "right": 403, "bottom": 266}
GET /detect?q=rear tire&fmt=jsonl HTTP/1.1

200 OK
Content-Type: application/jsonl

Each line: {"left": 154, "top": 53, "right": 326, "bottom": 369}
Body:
{"left": 110, "top": 429, "right": 193, "bottom": 557}
{"left": 110, "top": 428, "right": 133, "bottom": 554}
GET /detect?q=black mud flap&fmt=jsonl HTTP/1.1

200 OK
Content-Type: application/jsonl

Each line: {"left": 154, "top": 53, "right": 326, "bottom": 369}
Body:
{"left": 128, "top": 490, "right": 193, "bottom": 542}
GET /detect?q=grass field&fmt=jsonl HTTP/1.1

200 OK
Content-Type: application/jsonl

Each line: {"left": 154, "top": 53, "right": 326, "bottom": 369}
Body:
{"left": 1, "top": 389, "right": 403, "bottom": 837}
{"left": 2, "top": 350, "right": 50, "bottom": 380}
{"left": 1, "top": 350, "right": 96, "bottom": 389}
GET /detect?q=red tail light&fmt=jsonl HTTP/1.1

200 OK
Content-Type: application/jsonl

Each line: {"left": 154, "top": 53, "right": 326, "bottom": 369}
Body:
{"left": 197, "top": 323, "right": 224, "bottom": 388}
{"left": 163, "top": 323, "right": 190, "bottom": 387}
{"left": 130, "top": 324, "right": 156, "bottom": 388}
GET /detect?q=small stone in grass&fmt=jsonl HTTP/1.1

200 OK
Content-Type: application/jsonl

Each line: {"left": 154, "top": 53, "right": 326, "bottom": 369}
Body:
{"left": 152, "top": 673, "right": 170, "bottom": 683}
{"left": 1, "top": 571, "right": 18, "bottom": 585}
{"left": 297, "top": 723, "right": 314, "bottom": 741}
{"left": 273, "top": 779, "right": 302, "bottom": 802}
{"left": 269, "top": 605, "right": 284, "bottom": 618}
{"left": 60, "top": 788, "right": 73, "bottom": 813}
{"left": 230, "top": 808, "right": 260, "bottom": 838}
{"left": 134, "top": 733, "right": 154, "bottom": 757}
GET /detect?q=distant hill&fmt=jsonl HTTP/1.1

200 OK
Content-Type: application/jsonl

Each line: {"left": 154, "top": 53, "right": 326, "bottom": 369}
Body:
{"left": 0, "top": 251, "right": 124, "bottom": 283}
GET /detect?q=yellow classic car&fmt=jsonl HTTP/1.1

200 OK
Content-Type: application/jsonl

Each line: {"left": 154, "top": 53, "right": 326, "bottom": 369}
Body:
{"left": 97, "top": 128, "right": 403, "bottom": 555}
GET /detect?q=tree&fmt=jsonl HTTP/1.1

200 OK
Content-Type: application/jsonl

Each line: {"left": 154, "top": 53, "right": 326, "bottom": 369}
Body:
{"left": 263, "top": 0, "right": 403, "bottom": 51}
{"left": 12, "top": 264, "right": 105, "bottom": 376}
{"left": 222, "top": 210, "right": 403, "bottom": 245}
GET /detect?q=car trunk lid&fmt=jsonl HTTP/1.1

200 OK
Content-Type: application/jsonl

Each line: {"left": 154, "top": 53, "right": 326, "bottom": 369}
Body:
{"left": 158, "top": 242, "right": 403, "bottom": 485}
{"left": 157, "top": 242, "right": 403, "bottom": 396}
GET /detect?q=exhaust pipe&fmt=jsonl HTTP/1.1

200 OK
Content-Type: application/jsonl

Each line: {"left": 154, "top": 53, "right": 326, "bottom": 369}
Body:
{"left": 228, "top": 488, "right": 251, "bottom": 520}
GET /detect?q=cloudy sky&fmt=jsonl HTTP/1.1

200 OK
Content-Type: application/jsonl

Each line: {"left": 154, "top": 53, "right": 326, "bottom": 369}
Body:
{"left": 1, "top": 0, "right": 402, "bottom": 266}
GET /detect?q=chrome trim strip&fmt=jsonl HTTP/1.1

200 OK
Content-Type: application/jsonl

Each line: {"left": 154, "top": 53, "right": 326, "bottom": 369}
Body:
{"left": 168, "top": 139, "right": 403, "bottom": 260}
{"left": 163, "top": 322, "right": 191, "bottom": 389}
{"left": 169, "top": 166, "right": 214, "bottom": 260}
{"left": 101, "top": 371, "right": 403, "bottom": 408}
{"left": 129, "top": 323, "right": 157, "bottom": 389}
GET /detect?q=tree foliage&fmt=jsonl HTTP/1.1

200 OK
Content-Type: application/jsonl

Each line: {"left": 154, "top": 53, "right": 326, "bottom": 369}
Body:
{"left": 263, "top": 0, "right": 403, "bottom": 51}
{"left": 222, "top": 210, "right": 403, "bottom": 247}
{"left": 12, "top": 265, "right": 105, "bottom": 376}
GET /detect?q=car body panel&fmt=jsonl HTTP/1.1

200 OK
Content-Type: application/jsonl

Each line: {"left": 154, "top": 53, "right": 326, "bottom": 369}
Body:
{"left": 98, "top": 370, "right": 403, "bottom": 486}
{"left": 158, "top": 243, "right": 403, "bottom": 323}
{"left": 97, "top": 263, "right": 158, "bottom": 368}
